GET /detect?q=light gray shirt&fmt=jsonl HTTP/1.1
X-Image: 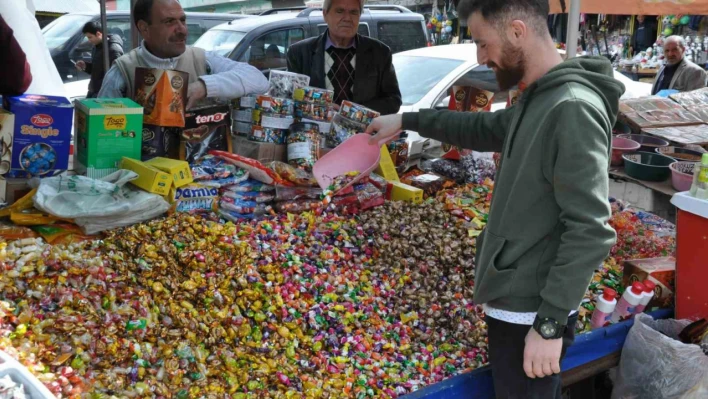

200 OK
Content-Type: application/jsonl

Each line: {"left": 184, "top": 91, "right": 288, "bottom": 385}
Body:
{"left": 97, "top": 42, "right": 269, "bottom": 99}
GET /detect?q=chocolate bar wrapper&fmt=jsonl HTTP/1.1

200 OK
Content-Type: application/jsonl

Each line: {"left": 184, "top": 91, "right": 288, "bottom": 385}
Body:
{"left": 339, "top": 101, "right": 380, "bottom": 125}
{"left": 268, "top": 70, "right": 311, "bottom": 98}
{"left": 180, "top": 101, "right": 233, "bottom": 163}
{"left": 134, "top": 67, "right": 189, "bottom": 127}
{"left": 249, "top": 125, "right": 287, "bottom": 144}
{"left": 255, "top": 95, "right": 295, "bottom": 115}
{"left": 408, "top": 173, "right": 455, "bottom": 199}
{"left": 293, "top": 86, "right": 334, "bottom": 105}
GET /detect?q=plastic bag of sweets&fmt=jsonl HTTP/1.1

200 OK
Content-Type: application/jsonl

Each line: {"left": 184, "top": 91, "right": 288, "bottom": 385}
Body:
{"left": 275, "top": 185, "right": 323, "bottom": 201}
{"left": 268, "top": 161, "right": 318, "bottom": 186}
{"left": 218, "top": 208, "right": 257, "bottom": 223}
{"left": 287, "top": 122, "right": 320, "bottom": 172}
{"left": 208, "top": 151, "right": 291, "bottom": 186}
{"left": 222, "top": 190, "right": 275, "bottom": 203}
{"left": 339, "top": 101, "right": 380, "bottom": 125}
{"left": 191, "top": 154, "right": 239, "bottom": 180}
{"left": 354, "top": 182, "right": 385, "bottom": 210}
{"left": 220, "top": 196, "right": 270, "bottom": 215}
{"left": 225, "top": 178, "right": 275, "bottom": 193}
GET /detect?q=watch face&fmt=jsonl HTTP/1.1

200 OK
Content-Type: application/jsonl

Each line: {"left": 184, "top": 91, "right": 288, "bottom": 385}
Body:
{"left": 540, "top": 322, "right": 558, "bottom": 338}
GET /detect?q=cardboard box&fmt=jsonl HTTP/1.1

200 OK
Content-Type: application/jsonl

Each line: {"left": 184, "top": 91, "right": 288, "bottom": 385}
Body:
{"left": 74, "top": 98, "right": 143, "bottom": 179}
{"left": 232, "top": 135, "right": 286, "bottom": 164}
{"left": 2, "top": 178, "right": 31, "bottom": 205}
{"left": 141, "top": 124, "right": 180, "bottom": 161}
{"left": 386, "top": 180, "right": 423, "bottom": 204}
{"left": 623, "top": 257, "right": 676, "bottom": 309}
{"left": 145, "top": 157, "right": 193, "bottom": 188}
{"left": 181, "top": 101, "right": 233, "bottom": 163}
{"left": 134, "top": 67, "right": 188, "bottom": 127}
{"left": 120, "top": 157, "right": 172, "bottom": 195}
{"left": 375, "top": 145, "right": 399, "bottom": 181}
{"left": 4, "top": 94, "right": 73, "bottom": 177}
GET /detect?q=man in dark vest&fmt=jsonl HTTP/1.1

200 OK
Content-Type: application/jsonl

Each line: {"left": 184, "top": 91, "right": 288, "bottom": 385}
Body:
{"left": 98, "top": 0, "right": 268, "bottom": 107}
{"left": 286, "top": 0, "right": 401, "bottom": 115}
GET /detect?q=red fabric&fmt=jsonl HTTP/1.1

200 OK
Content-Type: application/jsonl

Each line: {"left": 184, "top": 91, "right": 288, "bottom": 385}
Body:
{"left": 0, "top": 15, "right": 32, "bottom": 96}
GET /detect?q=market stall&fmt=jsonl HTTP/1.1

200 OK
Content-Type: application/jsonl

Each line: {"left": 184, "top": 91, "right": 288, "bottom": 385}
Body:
{"left": 0, "top": 29, "right": 688, "bottom": 397}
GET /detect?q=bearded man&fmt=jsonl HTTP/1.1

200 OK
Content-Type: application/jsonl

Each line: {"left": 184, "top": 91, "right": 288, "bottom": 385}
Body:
{"left": 366, "top": 1, "right": 624, "bottom": 397}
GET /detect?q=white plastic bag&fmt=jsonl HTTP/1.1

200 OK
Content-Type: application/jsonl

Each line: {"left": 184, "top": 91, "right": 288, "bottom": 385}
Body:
{"left": 33, "top": 170, "right": 169, "bottom": 234}
{"left": 612, "top": 314, "right": 708, "bottom": 399}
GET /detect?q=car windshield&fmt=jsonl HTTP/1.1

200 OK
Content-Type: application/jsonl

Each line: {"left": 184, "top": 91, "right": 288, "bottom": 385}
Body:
{"left": 194, "top": 29, "right": 247, "bottom": 57}
{"left": 393, "top": 55, "right": 464, "bottom": 106}
{"left": 42, "top": 14, "right": 94, "bottom": 51}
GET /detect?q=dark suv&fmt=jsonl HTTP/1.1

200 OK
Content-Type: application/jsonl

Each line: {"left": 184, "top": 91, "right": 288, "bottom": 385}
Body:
{"left": 42, "top": 11, "right": 249, "bottom": 82}
{"left": 194, "top": 6, "right": 428, "bottom": 76}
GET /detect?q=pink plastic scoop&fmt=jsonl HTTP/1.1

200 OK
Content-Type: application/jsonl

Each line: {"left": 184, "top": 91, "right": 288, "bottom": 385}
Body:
{"left": 313, "top": 133, "right": 386, "bottom": 193}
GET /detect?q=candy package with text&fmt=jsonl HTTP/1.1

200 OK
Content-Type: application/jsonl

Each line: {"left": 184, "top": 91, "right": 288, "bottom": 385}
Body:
{"left": 166, "top": 183, "right": 219, "bottom": 214}
{"left": 134, "top": 67, "right": 188, "bottom": 127}
{"left": 220, "top": 197, "right": 270, "bottom": 215}
{"left": 181, "top": 101, "right": 233, "bottom": 163}
{"left": 449, "top": 86, "right": 495, "bottom": 112}
{"left": 226, "top": 178, "right": 275, "bottom": 193}
{"left": 222, "top": 189, "right": 275, "bottom": 203}
{"left": 209, "top": 150, "right": 291, "bottom": 186}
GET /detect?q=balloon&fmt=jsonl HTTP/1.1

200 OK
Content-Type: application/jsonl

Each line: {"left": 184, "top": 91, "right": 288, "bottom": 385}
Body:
{"left": 446, "top": 20, "right": 453, "bottom": 26}
{"left": 437, "top": 14, "right": 443, "bottom": 20}
{"left": 431, "top": 18, "right": 438, "bottom": 25}
{"left": 664, "top": 27, "right": 674, "bottom": 36}
{"left": 437, "top": 22, "right": 443, "bottom": 28}
{"left": 427, "top": 22, "right": 433, "bottom": 29}
{"left": 680, "top": 15, "right": 690, "bottom": 25}
{"left": 671, "top": 17, "right": 680, "bottom": 25}
{"left": 445, "top": 26, "right": 453, "bottom": 33}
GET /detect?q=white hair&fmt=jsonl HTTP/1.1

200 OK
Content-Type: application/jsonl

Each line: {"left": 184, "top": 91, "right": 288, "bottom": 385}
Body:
{"left": 323, "top": 0, "right": 365, "bottom": 13}
{"left": 665, "top": 35, "right": 686, "bottom": 50}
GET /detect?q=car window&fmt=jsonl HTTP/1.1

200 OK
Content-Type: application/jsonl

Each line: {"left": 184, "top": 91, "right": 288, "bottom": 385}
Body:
{"left": 377, "top": 21, "right": 426, "bottom": 53}
{"left": 317, "top": 23, "right": 370, "bottom": 36}
{"left": 106, "top": 19, "right": 132, "bottom": 50}
{"left": 42, "top": 14, "right": 94, "bottom": 51}
{"left": 187, "top": 23, "right": 204, "bottom": 45}
{"left": 392, "top": 55, "right": 463, "bottom": 106}
{"left": 241, "top": 28, "right": 305, "bottom": 71}
{"left": 195, "top": 30, "right": 247, "bottom": 57}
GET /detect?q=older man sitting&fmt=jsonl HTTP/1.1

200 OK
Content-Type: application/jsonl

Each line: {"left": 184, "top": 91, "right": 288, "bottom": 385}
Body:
{"left": 652, "top": 35, "right": 707, "bottom": 95}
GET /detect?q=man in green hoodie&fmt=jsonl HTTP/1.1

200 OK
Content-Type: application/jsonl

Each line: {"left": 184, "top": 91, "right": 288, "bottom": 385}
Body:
{"left": 367, "top": 0, "right": 623, "bottom": 397}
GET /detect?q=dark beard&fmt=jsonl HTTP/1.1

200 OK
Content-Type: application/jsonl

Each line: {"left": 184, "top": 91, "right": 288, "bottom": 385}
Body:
{"left": 489, "top": 41, "right": 525, "bottom": 91}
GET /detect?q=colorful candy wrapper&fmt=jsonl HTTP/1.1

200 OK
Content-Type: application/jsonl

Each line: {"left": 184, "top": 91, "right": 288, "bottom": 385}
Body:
{"left": 293, "top": 86, "right": 334, "bottom": 105}
{"left": 222, "top": 190, "right": 275, "bottom": 203}
{"left": 339, "top": 101, "right": 380, "bottom": 125}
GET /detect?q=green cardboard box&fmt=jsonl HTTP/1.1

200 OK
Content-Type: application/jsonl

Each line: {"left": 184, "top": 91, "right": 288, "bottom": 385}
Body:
{"left": 75, "top": 98, "right": 143, "bottom": 179}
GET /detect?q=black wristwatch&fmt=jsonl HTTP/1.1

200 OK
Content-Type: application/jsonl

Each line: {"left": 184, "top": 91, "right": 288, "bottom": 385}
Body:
{"left": 533, "top": 316, "right": 565, "bottom": 340}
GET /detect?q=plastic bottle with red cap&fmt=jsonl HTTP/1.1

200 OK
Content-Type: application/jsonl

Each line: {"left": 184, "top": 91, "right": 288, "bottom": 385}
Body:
{"left": 590, "top": 288, "right": 618, "bottom": 330}
{"left": 633, "top": 279, "right": 657, "bottom": 316}
{"left": 611, "top": 282, "right": 645, "bottom": 323}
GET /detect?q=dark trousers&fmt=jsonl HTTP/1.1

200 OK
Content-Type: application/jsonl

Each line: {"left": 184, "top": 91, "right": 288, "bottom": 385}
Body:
{"left": 486, "top": 314, "right": 577, "bottom": 399}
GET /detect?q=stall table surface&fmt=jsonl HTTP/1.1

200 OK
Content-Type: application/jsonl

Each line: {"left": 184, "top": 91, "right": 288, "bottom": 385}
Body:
{"left": 402, "top": 309, "right": 673, "bottom": 399}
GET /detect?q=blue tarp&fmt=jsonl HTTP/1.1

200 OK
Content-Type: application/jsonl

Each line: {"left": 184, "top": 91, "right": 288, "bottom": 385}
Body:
{"left": 403, "top": 309, "right": 673, "bottom": 399}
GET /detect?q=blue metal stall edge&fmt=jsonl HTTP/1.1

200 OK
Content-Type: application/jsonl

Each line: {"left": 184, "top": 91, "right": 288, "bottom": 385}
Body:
{"left": 403, "top": 309, "right": 673, "bottom": 399}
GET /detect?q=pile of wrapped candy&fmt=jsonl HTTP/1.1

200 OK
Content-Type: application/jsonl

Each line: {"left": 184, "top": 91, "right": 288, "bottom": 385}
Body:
{"left": 0, "top": 197, "right": 488, "bottom": 398}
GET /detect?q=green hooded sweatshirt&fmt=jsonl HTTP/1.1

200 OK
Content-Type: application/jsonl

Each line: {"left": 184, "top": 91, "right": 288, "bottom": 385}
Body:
{"left": 402, "top": 57, "right": 625, "bottom": 324}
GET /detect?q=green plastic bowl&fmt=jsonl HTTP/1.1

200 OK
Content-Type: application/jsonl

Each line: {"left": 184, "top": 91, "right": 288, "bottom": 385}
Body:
{"left": 622, "top": 151, "right": 676, "bottom": 181}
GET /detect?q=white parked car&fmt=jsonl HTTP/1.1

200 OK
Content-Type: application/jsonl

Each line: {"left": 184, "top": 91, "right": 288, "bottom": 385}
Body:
{"left": 392, "top": 44, "right": 652, "bottom": 147}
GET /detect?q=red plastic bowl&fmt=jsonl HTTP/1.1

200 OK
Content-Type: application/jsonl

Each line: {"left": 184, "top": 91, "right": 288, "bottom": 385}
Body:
{"left": 611, "top": 137, "right": 641, "bottom": 166}
{"left": 669, "top": 161, "right": 698, "bottom": 192}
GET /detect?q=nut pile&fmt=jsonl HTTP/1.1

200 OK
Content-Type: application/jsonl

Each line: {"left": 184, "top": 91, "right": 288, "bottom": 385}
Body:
{"left": 0, "top": 198, "right": 489, "bottom": 398}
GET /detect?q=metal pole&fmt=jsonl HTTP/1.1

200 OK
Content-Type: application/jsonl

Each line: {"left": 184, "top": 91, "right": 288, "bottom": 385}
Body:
{"left": 130, "top": 0, "right": 140, "bottom": 51}
{"left": 565, "top": 0, "right": 581, "bottom": 59}
{"left": 101, "top": 0, "right": 110, "bottom": 73}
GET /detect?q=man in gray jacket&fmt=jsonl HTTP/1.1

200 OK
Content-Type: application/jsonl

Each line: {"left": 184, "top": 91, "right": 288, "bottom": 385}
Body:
{"left": 652, "top": 35, "right": 707, "bottom": 95}
{"left": 98, "top": 0, "right": 268, "bottom": 107}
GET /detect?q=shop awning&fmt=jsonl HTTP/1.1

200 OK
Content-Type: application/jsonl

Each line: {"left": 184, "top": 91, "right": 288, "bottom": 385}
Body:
{"left": 550, "top": 0, "right": 708, "bottom": 16}
{"left": 33, "top": 0, "right": 99, "bottom": 14}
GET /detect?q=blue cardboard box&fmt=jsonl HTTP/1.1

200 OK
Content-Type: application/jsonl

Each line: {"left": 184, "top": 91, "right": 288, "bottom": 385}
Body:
{"left": 3, "top": 94, "right": 73, "bottom": 177}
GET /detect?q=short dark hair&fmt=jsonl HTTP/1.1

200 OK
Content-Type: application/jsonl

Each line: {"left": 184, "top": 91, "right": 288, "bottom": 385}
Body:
{"left": 133, "top": 0, "right": 155, "bottom": 27}
{"left": 457, "top": 0, "right": 549, "bottom": 34}
{"left": 82, "top": 21, "right": 103, "bottom": 35}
